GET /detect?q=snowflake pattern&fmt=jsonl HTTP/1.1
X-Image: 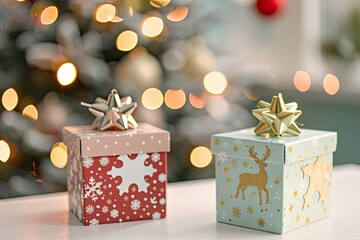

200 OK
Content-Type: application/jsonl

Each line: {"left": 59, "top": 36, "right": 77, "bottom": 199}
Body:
{"left": 107, "top": 154, "right": 157, "bottom": 196}
{"left": 217, "top": 151, "right": 228, "bottom": 163}
{"left": 110, "top": 209, "right": 119, "bottom": 218}
{"left": 99, "top": 157, "right": 110, "bottom": 166}
{"left": 102, "top": 206, "right": 109, "bottom": 213}
{"left": 131, "top": 199, "right": 141, "bottom": 210}
{"left": 84, "top": 176, "right": 103, "bottom": 202}
{"left": 89, "top": 218, "right": 99, "bottom": 226}
{"left": 69, "top": 150, "right": 166, "bottom": 225}
{"left": 83, "top": 156, "right": 94, "bottom": 168}
{"left": 158, "top": 173, "right": 166, "bottom": 183}
{"left": 86, "top": 205, "right": 95, "bottom": 214}
{"left": 151, "top": 152, "right": 161, "bottom": 162}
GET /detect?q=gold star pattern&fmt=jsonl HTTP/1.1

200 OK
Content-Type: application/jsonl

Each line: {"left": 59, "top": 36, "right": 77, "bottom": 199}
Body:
{"left": 220, "top": 200, "right": 225, "bottom": 207}
{"left": 242, "top": 161, "right": 249, "bottom": 168}
{"left": 305, "top": 217, "right": 310, "bottom": 224}
{"left": 226, "top": 177, "right": 232, "bottom": 183}
{"left": 233, "top": 145, "right": 239, "bottom": 152}
{"left": 213, "top": 138, "right": 220, "bottom": 146}
{"left": 223, "top": 167, "right": 229, "bottom": 173}
{"left": 257, "top": 218, "right": 265, "bottom": 227}
{"left": 232, "top": 207, "right": 241, "bottom": 218}
{"left": 274, "top": 178, "right": 280, "bottom": 184}
{"left": 252, "top": 93, "right": 302, "bottom": 136}
{"left": 82, "top": 89, "right": 138, "bottom": 131}
{"left": 295, "top": 214, "right": 300, "bottom": 222}
{"left": 289, "top": 204, "right": 294, "bottom": 212}
{"left": 293, "top": 190, "right": 298, "bottom": 197}
{"left": 288, "top": 146, "right": 293, "bottom": 154}
{"left": 302, "top": 155, "right": 332, "bottom": 209}
{"left": 231, "top": 160, "right": 238, "bottom": 168}
{"left": 247, "top": 205, "right": 254, "bottom": 214}
{"left": 230, "top": 195, "right": 234, "bottom": 199}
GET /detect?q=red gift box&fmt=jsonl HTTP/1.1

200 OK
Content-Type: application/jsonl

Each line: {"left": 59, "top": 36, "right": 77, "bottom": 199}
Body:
{"left": 63, "top": 123, "right": 170, "bottom": 226}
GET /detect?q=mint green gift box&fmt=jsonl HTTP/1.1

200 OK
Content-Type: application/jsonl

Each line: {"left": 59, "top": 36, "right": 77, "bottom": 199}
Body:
{"left": 211, "top": 128, "right": 337, "bottom": 234}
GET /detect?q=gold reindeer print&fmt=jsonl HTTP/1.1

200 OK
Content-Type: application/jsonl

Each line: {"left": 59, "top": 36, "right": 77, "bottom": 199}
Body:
{"left": 235, "top": 145, "right": 271, "bottom": 206}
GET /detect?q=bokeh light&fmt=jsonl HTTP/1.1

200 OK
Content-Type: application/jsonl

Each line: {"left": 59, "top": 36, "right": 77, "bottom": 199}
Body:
{"left": 167, "top": 6, "right": 188, "bottom": 22}
{"left": 164, "top": 89, "right": 186, "bottom": 109}
{"left": 243, "top": 89, "right": 259, "bottom": 101}
{"left": 203, "top": 71, "right": 228, "bottom": 94}
{"left": 189, "top": 93, "right": 206, "bottom": 109}
{"left": 323, "top": 74, "right": 340, "bottom": 95}
{"left": 190, "top": 146, "right": 212, "bottom": 168}
{"left": 116, "top": 30, "right": 138, "bottom": 52}
{"left": 50, "top": 142, "right": 68, "bottom": 168}
{"left": 150, "top": 0, "right": 171, "bottom": 8}
{"left": 40, "top": 6, "right": 58, "bottom": 25}
{"left": 142, "top": 16, "right": 164, "bottom": 38}
{"left": 142, "top": 88, "right": 164, "bottom": 110}
{"left": 57, "top": 63, "right": 77, "bottom": 86}
{"left": 294, "top": 70, "right": 312, "bottom": 92}
{"left": 95, "top": 4, "right": 116, "bottom": 23}
{"left": 22, "top": 104, "right": 38, "bottom": 121}
{"left": 0, "top": 140, "right": 11, "bottom": 163}
{"left": 111, "top": 16, "right": 123, "bottom": 23}
{"left": 2, "top": 88, "right": 18, "bottom": 111}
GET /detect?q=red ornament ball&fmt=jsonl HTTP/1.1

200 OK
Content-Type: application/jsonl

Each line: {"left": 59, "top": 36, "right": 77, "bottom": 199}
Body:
{"left": 256, "top": 0, "right": 285, "bottom": 16}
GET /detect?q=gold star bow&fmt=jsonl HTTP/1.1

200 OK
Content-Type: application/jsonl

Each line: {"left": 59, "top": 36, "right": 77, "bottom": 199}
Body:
{"left": 81, "top": 89, "right": 138, "bottom": 131}
{"left": 253, "top": 93, "right": 302, "bottom": 136}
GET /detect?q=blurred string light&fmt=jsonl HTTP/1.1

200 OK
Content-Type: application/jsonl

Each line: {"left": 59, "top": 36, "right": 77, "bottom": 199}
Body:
{"left": 142, "top": 88, "right": 164, "bottom": 110}
{"left": 190, "top": 146, "right": 212, "bottom": 168}
{"left": 116, "top": 30, "right": 138, "bottom": 52}
{"left": 22, "top": 104, "right": 38, "bottom": 121}
{"left": 0, "top": 140, "right": 11, "bottom": 163}
{"left": 57, "top": 62, "right": 77, "bottom": 86}
{"left": 243, "top": 89, "right": 259, "bottom": 101}
{"left": 189, "top": 93, "right": 206, "bottom": 109}
{"left": 128, "top": 6, "right": 134, "bottom": 17}
{"left": 167, "top": 6, "right": 188, "bottom": 22}
{"left": 111, "top": 16, "right": 123, "bottom": 23}
{"left": 2, "top": 88, "right": 18, "bottom": 111}
{"left": 94, "top": 3, "right": 116, "bottom": 23}
{"left": 40, "top": 6, "right": 58, "bottom": 25}
{"left": 142, "top": 16, "right": 164, "bottom": 38}
{"left": 203, "top": 71, "right": 228, "bottom": 94}
{"left": 323, "top": 74, "right": 340, "bottom": 95}
{"left": 150, "top": 0, "right": 171, "bottom": 8}
{"left": 164, "top": 89, "right": 186, "bottom": 109}
{"left": 50, "top": 142, "right": 68, "bottom": 168}
{"left": 293, "top": 70, "right": 311, "bottom": 92}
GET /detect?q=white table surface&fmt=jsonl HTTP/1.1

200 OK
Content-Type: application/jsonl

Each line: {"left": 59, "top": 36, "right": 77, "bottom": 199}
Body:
{"left": 1, "top": 164, "right": 360, "bottom": 240}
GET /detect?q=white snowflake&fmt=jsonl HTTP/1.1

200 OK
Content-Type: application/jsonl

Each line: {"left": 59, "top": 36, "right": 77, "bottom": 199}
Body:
{"left": 107, "top": 154, "right": 157, "bottom": 196}
{"left": 131, "top": 199, "right": 141, "bottom": 210}
{"left": 110, "top": 209, "right": 119, "bottom": 218}
{"left": 151, "top": 153, "right": 161, "bottom": 162}
{"left": 86, "top": 205, "right": 95, "bottom": 214}
{"left": 152, "top": 212, "right": 161, "bottom": 220}
{"left": 159, "top": 198, "right": 166, "bottom": 205}
{"left": 89, "top": 218, "right": 99, "bottom": 226}
{"left": 158, "top": 173, "right": 166, "bottom": 183}
{"left": 83, "top": 156, "right": 94, "bottom": 168}
{"left": 99, "top": 157, "right": 110, "bottom": 166}
{"left": 102, "top": 206, "right": 109, "bottom": 213}
{"left": 217, "top": 151, "right": 228, "bottom": 163}
{"left": 84, "top": 176, "right": 103, "bottom": 202}
{"left": 234, "top": 140, "right": 242, "bottom": 145}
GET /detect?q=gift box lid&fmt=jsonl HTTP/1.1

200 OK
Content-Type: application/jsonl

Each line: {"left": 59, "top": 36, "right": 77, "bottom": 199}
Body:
{"left": 211, "top": 128, "right": 337, "bottom": 165}
{"left": 62, "top": 123, "right": 170, "bottom": 157}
